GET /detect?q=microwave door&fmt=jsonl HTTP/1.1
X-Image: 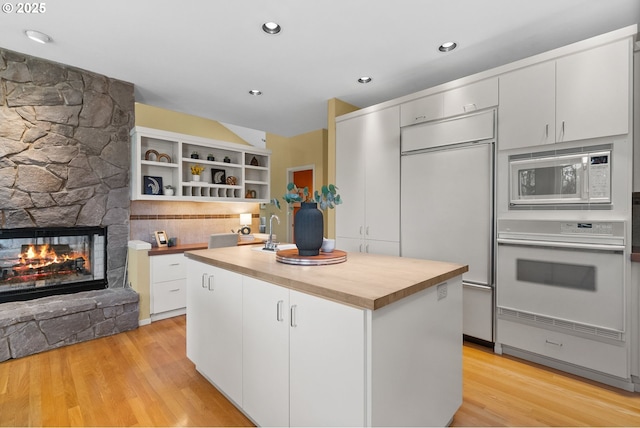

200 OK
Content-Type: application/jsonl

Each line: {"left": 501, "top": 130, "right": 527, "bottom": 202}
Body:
{"left": 510, "top": 155, "right": 584, "bottom": 205}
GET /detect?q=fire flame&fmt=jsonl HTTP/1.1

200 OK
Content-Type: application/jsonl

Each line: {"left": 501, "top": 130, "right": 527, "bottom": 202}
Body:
{"left": 19, "top": 244, "right": 74, "bottom": 269}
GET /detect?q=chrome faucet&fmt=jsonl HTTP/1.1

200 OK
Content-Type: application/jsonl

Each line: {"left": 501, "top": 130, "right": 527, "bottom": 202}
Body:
{"left": 264, "top": 214, "right": 280, "bottom": 251}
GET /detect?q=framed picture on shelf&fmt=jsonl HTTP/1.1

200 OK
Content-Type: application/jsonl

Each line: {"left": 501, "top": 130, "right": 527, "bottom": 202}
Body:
{"left": 143, "top": 176, "right": 163, "bottom": 195}
{"left": 211, "top": 168, "right": 226, "bottom": 184}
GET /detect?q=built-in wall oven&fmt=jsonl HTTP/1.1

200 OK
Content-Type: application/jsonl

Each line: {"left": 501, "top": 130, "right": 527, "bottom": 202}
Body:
{"left": 497, "top": 219, "right": 625, "bottom": 333}
{"left": 496, "top": 219, "right": 631, "bottom": 383}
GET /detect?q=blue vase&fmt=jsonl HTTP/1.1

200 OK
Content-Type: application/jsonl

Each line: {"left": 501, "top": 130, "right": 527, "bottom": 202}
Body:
{"left": 294, "top": 202, "right": 323, "bottom": 256}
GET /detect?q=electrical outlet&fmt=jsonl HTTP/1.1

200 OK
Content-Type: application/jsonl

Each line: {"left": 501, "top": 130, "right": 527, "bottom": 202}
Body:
{"left": 437, "top": 283, "right": 447, "bottom": 301}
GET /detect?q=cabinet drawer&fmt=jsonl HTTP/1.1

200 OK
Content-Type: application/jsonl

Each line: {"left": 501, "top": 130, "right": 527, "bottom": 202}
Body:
{"left": 152, "top": 279, "right": 186, "bottom": 313}
{"left": 151, "top": 254, "right": 187, "bottom": 282}
{"left": 497, "top": 318, "right": 628, "bottom": 379}
{"left": 443, "top": 78, "right": 498, "bottom": 117}
{"left": 400, "top": 93, "right": 443, "bottom": 126}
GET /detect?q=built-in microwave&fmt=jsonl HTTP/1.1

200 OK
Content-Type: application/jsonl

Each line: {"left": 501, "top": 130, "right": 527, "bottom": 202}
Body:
{"left": 509, "top": 148, "right": 611, "bottom": 206}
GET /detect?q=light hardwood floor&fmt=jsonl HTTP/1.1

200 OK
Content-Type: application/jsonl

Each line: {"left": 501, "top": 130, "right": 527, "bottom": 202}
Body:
{"left": 1, "top": 315, "right": 639, "bottom": 427}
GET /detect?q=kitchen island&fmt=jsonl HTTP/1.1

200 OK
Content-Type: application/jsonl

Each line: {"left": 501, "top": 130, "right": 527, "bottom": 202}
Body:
{"left": 184, "top": 245, "right": 468, "bottom": 427}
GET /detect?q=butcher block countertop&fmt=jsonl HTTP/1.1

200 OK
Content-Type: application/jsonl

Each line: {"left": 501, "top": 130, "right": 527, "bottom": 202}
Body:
{"left": 184, "top": 245, "right": 468, "bottom": 310}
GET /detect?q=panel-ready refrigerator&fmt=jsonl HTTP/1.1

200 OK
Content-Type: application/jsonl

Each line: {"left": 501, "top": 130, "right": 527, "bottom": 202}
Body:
{"left": 400, "top": 110, "right": 495, "bottom": 342}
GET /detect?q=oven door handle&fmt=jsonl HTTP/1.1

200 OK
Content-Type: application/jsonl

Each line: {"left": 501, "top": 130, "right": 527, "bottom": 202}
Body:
{"left": 497, "top": 238, "right": 625, "bottom": 253}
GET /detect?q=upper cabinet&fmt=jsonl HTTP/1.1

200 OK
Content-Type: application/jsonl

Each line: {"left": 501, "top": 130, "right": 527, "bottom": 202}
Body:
{"left": 442, "top": 77, "right": 498, "bottom": 118}
{"left": 499, "top": 38, "right": 631, "bottom": 150}
{"left": 400, "top": 93, "right": 443, "bottom": 126}
{"left": 130, "top": 127, "right": 270, "bottom": 202}
{"left": 399, "top": 78, "right": 498, "bottom": 127}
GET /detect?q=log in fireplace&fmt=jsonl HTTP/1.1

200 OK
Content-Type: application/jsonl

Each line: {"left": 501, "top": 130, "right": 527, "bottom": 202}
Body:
{"left": 0, "top": 227, "right": 107, "bottom": 303}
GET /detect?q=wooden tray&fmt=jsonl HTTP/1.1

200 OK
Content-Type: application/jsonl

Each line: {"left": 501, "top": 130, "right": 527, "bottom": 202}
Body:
{"left": 275, "top": 249, "right": 347, "bottom": 266}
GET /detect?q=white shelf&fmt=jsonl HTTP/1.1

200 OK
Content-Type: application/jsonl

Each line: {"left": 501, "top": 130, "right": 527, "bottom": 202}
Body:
{"left": 131, "top": 126, "right": 271, "bottom": 202}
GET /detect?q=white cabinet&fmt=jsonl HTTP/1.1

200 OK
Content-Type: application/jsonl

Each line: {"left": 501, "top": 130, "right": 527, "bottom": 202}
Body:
{"left": 130, "top": 126, "right": 270, "bottom": 202}
{"left": 499, "top": 38, "right": 631, "bottom": 150}
{"left": 289, "top": 289, "right": 365, "bottom": 427}
{"left": 556, "top": 38, "right": 630, "bottom": 142}
{"left": 400, "top": 93, "right": 443, "bottom": 126}
{"left": 149, "top": 253, "right": 187, "bottom": 320}
{"left": 186, "top": 260, "right": 243, "bottom": 406}
{"left": 442, "top": 77, "right": 498, "bottom": 117}
{"left": 498, "top": 61, "right": 556, "bottom": 149}
{"left": 242, "top": 276, "right": 365, "bottom": 427}
{"left": 336, "top": 106, "right": 400, "bottom": 255}
{"left": 242, "top": 276, "right": 290, "bottom": 427}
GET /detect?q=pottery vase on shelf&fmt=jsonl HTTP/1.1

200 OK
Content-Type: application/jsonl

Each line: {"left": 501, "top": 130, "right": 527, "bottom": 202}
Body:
{"left": 192, "top": 174, "right": 201, "bottom": 182}
{"left": 294, "top": 202, "right": 324, "bottom": 256}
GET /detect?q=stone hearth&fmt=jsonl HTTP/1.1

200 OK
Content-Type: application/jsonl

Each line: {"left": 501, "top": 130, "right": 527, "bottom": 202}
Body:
{"left": 0, "top": 288, "right": 139, "bottom": 362}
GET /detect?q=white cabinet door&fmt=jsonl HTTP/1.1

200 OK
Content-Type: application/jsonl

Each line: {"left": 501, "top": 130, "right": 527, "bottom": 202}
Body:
{"left": 364, "top": 106, "right": 400, "bottom": 243}
{"left": 556, "top": 38, "right": 630, "bottom": 142}
{"left": 498, "top": 61, "right": 556, "bottom": 150}
{"left": 186, "top": 259, "right": 208, "bottom": 367}
{"left": 242, "top": 277, "right": 290, "bottom": 427}
{"left": 336, "top": 106, "right": 400, "bottom": 252}
{"left": 443, "top": 78, "right": 498, "bottom": 117}
{"left": 336, "top": 115, "right": 366, "bottom": 242}
{"left": 400, "top": 93, "right": 443, "bottom": 126}
{"left": 186, "top": 260, "right": 243, "bottom": 405}
{"left": 289, "top": 290, "right": 366, "bottom": 427}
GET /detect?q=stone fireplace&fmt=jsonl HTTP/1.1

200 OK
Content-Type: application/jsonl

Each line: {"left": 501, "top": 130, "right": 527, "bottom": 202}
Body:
{"left": 0, "top": 48, "right": 138, "bottom": 361}
{"left": 0, "top": 48, "right": 133, "bottom": 289}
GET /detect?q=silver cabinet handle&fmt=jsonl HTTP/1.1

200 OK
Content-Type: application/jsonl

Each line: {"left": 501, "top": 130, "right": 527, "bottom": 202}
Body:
{"left": 414, "top": 115, "right": 426, "bottom": 122}
{"left": 169, "top": 263, "right": 180, "bottom": 266}
{"left": 201, "top": 273, "right": 208, "bottom": 288}
{"left": 169, "top": 288, "right": 180, "bottom": 292}
{"left": 207, "top": 275, "right": 214, "bottom": 291}
{"left": 463, "top": 103, "right": 477, "bottom": 112}
{"left": 365, "top": 244, "right": 370, "bottom": 253}
{"left": 277, "top": 300, "right": 284, "bottom": 322}
{"left": 545, "top": 124, "right": 549, "bottom": 138}
{"left": 359, "top": 226, "right": 363, "bottom": 236}
{"left": 359, "top": 243, "right": 363, "bottom": 253}
{"left": 365, "top": 226, "right": 369, "bottom": 236}
{"left": 545, "top": 339, "right": 563, "bottom": 347}
{"left": 290, "top": 305, "right": 297, "bottom": 327}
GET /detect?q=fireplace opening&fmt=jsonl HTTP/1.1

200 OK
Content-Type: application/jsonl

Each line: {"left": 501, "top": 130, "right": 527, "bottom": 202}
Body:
{"left": 0, "top": 227, "right": 107, "bottom": 303}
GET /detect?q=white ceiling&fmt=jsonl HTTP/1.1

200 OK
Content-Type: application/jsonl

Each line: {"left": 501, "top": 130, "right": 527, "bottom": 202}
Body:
{"left": 1, "top": 0, "right": 638, "bottom": 137}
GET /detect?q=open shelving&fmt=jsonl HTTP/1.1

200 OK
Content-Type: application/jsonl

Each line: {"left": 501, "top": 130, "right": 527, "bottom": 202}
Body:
{"left": 130, "top": 126, "right": 271, "bottom": 202}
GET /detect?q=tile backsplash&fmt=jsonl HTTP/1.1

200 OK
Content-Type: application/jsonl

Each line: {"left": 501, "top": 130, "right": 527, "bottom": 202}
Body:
{"left": 130, "top": 200, "right": 259, "bottom": 246}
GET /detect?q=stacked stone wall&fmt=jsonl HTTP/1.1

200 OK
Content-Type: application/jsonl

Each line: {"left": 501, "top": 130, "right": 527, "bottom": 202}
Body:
{"left": 0, "top": 49, "right": 134, "bottom": 288}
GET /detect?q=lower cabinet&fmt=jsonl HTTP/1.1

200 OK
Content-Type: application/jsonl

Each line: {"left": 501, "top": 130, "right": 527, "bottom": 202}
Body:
{"left": 150, "top": 253, "right": 187, "bottom": 320}
{"left": 242, "top": 276, "right": 290, "bottom": 426}
{"left": 242, "top": 276, "right": 365, "bottom": 427}
{"left": 186, "top": 260, "right": 243, "bottom": 406}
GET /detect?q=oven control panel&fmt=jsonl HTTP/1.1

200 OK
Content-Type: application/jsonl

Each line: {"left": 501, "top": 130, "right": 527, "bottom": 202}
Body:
{"left": 561, "top": 222, "right": 613, "bottom": 235}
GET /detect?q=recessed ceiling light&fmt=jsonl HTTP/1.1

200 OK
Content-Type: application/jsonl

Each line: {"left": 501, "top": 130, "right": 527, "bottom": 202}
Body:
{"left": 25, "top": 30, "right": 52, "bottom": 44}
{"left": 358, "top": 76, "right": 372, "bottom": 84}
{"left": 249, "top": 89, "right": 262, "bottom": 96}
{"left": 438, "top": 42, "right": 457, "bottom": 52}
{"left": 262, "top": 22, "right": 281, "bottom": 35}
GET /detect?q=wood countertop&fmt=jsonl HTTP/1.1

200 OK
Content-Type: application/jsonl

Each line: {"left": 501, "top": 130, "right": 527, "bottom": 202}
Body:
{"left": 184, "top": 246, "right": 468, "bottom": 311}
